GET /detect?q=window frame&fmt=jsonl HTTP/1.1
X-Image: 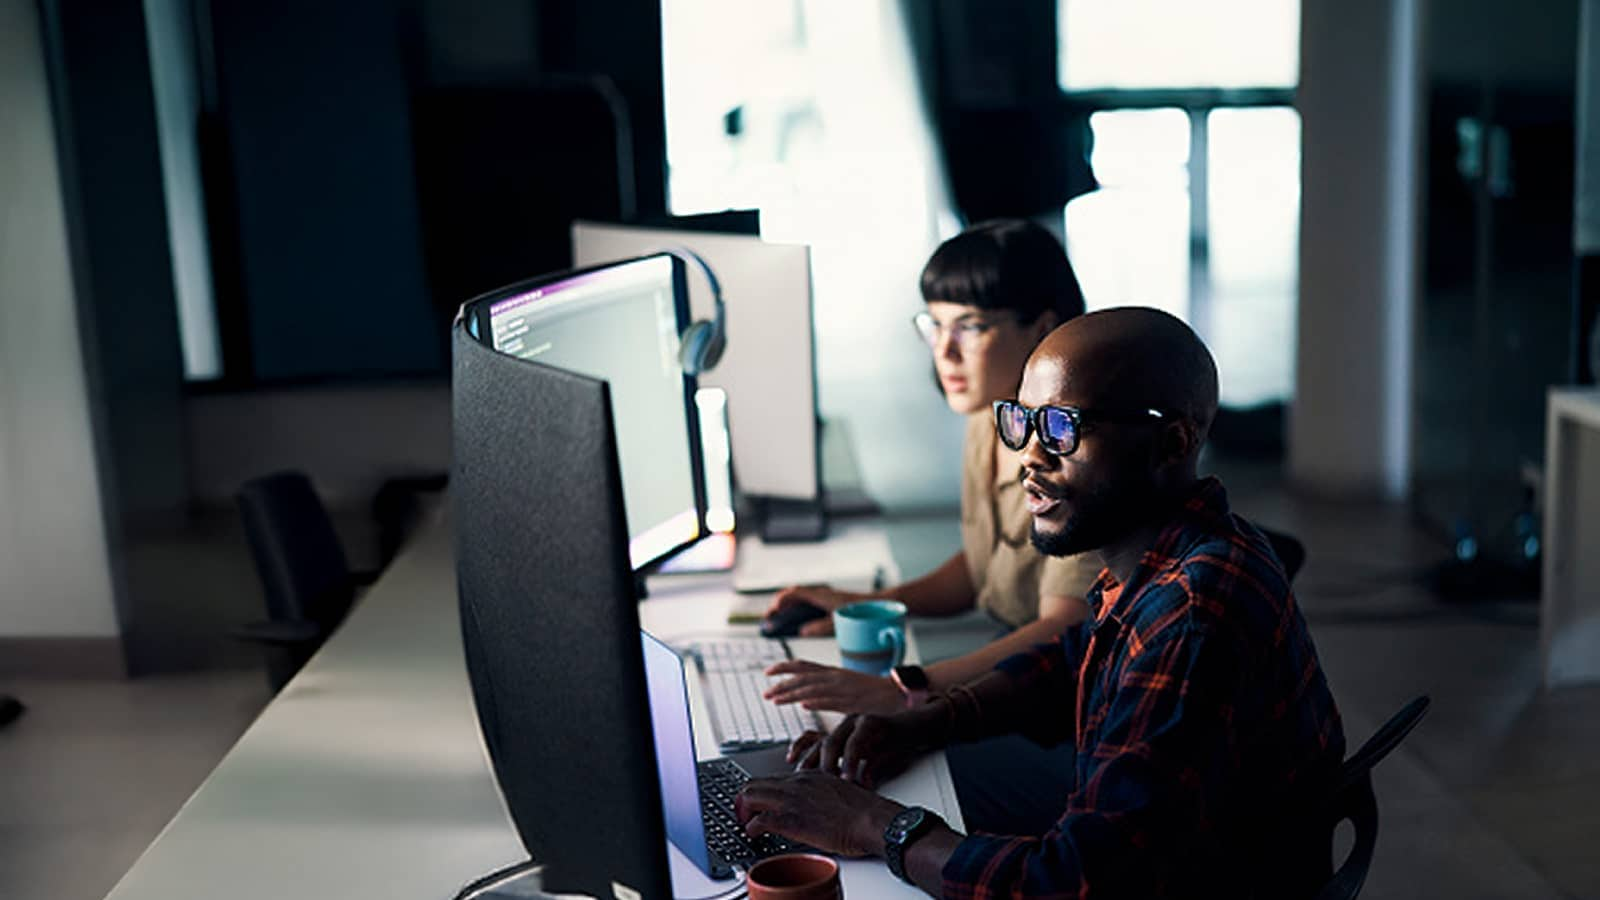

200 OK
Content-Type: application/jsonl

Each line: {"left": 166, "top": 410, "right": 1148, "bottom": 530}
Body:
{"left": 1058, "top": 87, "right": 1296, "bottom": 370}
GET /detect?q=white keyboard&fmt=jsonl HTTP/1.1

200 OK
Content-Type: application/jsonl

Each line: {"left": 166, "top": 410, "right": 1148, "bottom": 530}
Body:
{"left": 689, "top": 639, "right": 822, "bottom": 751}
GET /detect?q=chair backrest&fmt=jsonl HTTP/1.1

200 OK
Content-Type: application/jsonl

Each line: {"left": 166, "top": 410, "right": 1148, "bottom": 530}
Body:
{"left": 235, "top": 471, "right": 354, "bottom": 630}
{"left": 1316, "top": 696, "right": 1432, "bottom": 900}
{"left": 1260, "top": 526, "right": 1308, "bottom": 583}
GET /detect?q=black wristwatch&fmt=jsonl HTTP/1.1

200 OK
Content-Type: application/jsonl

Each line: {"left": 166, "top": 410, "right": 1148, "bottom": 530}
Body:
{"left": 884, "top": 805, "right": 943, "bottom": 885}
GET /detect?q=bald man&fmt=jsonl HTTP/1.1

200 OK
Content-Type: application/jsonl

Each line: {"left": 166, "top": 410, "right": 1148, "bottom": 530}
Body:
{"left": 736, "top": 308, "right": 1345, "bottom": 899}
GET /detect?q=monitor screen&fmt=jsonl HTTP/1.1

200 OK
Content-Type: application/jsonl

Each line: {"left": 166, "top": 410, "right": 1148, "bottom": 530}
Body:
{"left": 480, "top": 255, "right": 703, "bottom": 569}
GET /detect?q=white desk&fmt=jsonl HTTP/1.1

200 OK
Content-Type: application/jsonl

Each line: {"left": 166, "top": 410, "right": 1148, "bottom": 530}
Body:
{"left": 1541, "top": 388, "right": 1600, "bottom": 688}
{"left": 103, "top": 514, "right": 961, "bottom": 900}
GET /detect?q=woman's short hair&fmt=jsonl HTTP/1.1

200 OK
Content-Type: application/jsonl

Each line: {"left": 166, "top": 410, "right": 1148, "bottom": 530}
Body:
{"left": 919, "top": 219, "right": 1086, "bottom": 324}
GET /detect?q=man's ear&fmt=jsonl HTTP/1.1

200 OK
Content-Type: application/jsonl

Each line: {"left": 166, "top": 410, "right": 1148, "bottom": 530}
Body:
{"left": 1153, "top": 419, "right": 1200, "bottom": 472}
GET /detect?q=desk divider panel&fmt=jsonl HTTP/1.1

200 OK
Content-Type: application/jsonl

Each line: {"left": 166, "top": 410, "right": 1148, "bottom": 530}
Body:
{"left": 452, "top": 323, "right": 673, "bottom": 900}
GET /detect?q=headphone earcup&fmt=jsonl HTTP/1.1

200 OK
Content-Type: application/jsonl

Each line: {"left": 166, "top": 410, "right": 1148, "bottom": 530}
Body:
{"left": 698, "top": 327, "right": 726, "bottom": 373}
{"left": 678, "top": 320, "right": 720, "bottom": 375}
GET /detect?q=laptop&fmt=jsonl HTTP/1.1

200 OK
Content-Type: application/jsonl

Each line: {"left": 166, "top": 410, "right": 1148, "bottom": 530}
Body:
{"left": 641, "top": 630, "right": 807, "bottom": 880}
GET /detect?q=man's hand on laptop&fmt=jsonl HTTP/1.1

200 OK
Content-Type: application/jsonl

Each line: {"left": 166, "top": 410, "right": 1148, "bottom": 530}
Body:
{"left": 786, "top": 706, "right": 947, "bottom": 790}
{"left": 763, "top": 660, "right": 904, "bottom": 715}
{"left": 735, "top": 769, "right": 904, "bottom": 858}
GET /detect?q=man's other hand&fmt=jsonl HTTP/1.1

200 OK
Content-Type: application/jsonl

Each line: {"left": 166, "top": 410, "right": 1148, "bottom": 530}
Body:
{"left": 787, "top": 705, "right": 946, "bottom": 790}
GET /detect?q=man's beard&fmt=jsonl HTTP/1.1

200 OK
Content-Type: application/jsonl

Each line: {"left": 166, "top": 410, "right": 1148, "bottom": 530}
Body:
{"left": 1030, "top": 467, "right": 1158, "bottom": 558}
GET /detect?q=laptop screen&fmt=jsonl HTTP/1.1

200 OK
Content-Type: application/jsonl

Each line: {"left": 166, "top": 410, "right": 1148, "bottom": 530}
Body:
{"left": 641, "top": 630, "right": 715, "bottom": 875}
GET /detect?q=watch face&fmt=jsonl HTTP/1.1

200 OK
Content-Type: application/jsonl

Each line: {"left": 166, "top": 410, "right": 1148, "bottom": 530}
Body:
{"left": 893, "top": 665, "right": 929, "bottom": 691}
{"left": 889, "top": 806, "right": 927, "bottom": 841}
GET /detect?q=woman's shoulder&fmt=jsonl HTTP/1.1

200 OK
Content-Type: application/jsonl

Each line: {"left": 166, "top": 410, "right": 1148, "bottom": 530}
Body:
{"left": 962, "top": 408, "right": 993, "bottom": 442}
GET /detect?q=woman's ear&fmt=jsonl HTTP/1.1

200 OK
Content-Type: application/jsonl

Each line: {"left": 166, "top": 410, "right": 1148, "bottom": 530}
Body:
{"left": 1030, "top": 310, "right": 1061, "bottom": 344}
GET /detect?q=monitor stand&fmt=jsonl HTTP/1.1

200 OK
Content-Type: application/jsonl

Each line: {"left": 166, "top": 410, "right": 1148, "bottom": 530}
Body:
{"left": 451, "top": 859, "right": 548, "bottom": 899}
{"left": 453, "top": 847, "right": 742, "bottom": 900}
{"left": 756, "top": 496, "right": 827, "bottom": 543}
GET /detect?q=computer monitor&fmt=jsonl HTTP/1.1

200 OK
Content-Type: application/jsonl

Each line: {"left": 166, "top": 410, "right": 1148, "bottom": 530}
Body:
{"left": 462, "top": 254, "right": 705, "bottom": 570}
{"left": 571, "top": 222, "right": 822, "bottom": 516}
{"left": 451, "top": 322, "right": 673, "bottom": 899}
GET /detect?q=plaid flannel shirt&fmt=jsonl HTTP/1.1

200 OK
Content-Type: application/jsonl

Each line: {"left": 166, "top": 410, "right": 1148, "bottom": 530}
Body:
{"left": 942, "top": 478, "right": 1345, "bottom": 899}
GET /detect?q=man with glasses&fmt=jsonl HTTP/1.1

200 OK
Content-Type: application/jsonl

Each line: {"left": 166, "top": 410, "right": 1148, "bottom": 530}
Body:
{"left": 737, "top": 307, "right": 1345, "bottom": 899}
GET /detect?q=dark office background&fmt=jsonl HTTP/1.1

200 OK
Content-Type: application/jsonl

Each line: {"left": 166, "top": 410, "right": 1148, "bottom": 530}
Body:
{"left": 23, "top": 0, "right": 1600, "bottom": 674}
{"left": 10, "top": 2, "right": 1600, "bottom": 898}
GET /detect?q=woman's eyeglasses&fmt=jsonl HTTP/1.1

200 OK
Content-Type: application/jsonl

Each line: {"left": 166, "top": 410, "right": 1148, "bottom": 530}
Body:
{"left": 992, "top": 400, "right": 1167, "bottom": 457}
{"left": 911, "top": 311, "right": 1008, "bottom": 352}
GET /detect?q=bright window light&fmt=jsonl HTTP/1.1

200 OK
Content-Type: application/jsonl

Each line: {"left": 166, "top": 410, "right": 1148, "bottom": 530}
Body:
{"left": 1058, "top": 0, "right": 1299, "bottom": 91}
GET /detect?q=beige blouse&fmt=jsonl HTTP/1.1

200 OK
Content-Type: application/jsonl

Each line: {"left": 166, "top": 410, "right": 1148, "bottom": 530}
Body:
{"left": 959, "top": 411, "right": 1102, "bottom": 628}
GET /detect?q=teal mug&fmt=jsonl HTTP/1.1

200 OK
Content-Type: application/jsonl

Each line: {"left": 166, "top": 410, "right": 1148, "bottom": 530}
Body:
{"left": 833, "top": 600, "right": 907, "bottom": 675}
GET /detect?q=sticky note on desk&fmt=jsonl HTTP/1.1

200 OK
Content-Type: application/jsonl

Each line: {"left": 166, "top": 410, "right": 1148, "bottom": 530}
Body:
{"left": 726, "top": 592, "right": 773, "bottom": 624}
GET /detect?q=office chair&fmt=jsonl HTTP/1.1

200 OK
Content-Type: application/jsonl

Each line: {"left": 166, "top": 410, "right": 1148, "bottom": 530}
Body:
{"left": 234, "top": 471, "right": 378, "bottom": 691}
{"left": 372, "top": 472, "right": 447, "bottom": 569}
{"left": 1260, "top": 526, "right": 1308, "bottom": 583}
{"left": 0, "top": 694, "right": 23, "bottom": 730}
{"left": 1315, "top": 695, "right": 1432, "bottom": 900}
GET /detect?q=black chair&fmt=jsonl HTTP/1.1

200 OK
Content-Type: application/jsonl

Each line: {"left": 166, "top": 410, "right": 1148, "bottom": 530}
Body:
{"left": 1260, "top": 526, "right": 1308, "bottom": 583}
{"left": 235, "top": 471, "right": 378, "bottom": 691}
{"left": 0, "top": 694, "right": 23, "bottom": 730}
{"left": 1316, "top": 696, "right": 1433, "bottom": 900}
{"left": 371, "top": 472, "right": 448, "bottom": 569}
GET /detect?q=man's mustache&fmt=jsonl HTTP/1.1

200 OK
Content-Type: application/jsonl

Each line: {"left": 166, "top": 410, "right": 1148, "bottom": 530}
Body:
{"left": 1020, "top": 472, "right": 1066, "bottom": 500}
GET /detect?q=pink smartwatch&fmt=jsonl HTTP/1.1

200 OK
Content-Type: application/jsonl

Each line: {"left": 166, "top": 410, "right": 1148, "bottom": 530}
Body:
{"left": 890, "top": 664, "right": 931, "bottom": 708}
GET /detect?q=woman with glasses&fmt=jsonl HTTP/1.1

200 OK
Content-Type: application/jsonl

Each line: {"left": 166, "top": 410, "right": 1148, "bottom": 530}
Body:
{"left": 762, "top": 219, "right": 1099, "bottom": 718}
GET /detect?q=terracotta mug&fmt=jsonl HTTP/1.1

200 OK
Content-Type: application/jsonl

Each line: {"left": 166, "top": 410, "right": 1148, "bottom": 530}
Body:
{"left": 745, "top": 853, "right": 842, "bottom": 900}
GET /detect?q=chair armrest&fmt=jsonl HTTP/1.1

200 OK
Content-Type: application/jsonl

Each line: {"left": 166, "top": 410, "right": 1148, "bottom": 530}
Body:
{"left": 350, "top": 569, "right": 383, "bottom": 588}
{"left": 233, "top": 620, "right": 325, "bottom": 647}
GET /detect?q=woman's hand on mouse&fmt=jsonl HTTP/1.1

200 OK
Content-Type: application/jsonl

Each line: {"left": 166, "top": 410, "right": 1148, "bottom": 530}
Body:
{"left": 764, "top": 586, "right": 865, "bottom": 637}
{"left": 763, "top": 660, "right": 906, "bottom": 715}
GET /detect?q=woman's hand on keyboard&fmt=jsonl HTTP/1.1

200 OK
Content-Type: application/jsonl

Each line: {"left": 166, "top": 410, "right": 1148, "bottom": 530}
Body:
{"left": 763, "top": 660, "right": 904, "bottom": 715}
{"left": 764, "top": 585, "right": 864, "bottom": 637}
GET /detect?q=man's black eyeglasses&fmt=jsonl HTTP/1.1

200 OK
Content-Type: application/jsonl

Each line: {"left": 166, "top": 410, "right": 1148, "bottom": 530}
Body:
{"left": 993, "top": 400, "right": 1167, "bottom": 457}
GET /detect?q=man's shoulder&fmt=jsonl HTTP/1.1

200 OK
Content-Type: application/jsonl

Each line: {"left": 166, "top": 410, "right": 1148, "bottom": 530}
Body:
{"left": 1181, "top": 519, "right": 1291, "bottom": 610}
{"left": 1125, "top": 519, "right": 1291, "bottom": 644}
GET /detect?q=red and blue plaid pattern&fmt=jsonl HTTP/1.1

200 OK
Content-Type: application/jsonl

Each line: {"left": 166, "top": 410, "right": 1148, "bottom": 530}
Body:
{"left": 942, "top": 478, "right": 1344, "bottom": 899}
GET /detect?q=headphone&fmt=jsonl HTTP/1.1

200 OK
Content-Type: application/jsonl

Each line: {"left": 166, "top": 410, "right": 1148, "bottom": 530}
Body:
{"left": 662, "top": 246, "right": 726, "bottom": 376}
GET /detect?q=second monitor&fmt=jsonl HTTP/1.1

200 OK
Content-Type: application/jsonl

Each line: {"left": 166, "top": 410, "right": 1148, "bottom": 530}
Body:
{"left": 463, "top": 254, "right": 705, "bottom": 569}
{"left": 571, "top": 221, "right": 822, "bottom": 538}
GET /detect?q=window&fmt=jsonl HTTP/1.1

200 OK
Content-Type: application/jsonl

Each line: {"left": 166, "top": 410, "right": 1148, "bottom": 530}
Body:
{"left": 1059, "top": 0, "right": 1298, "bottom": 91}
{"left": 1064, "top": 108, "right": 1191, "bottom": 322}
{"left": 1059, "top": 0, "right": 1299, "bottom": 408}
{"left": 660, "top": 0, "right": 962, "bottom": 508}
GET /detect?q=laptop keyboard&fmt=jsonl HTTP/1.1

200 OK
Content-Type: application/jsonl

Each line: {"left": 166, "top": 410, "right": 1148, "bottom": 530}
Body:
{"left": 690, "top": 639, "right": 823, "bottom": 751}
{"left": 697, "top": 757, "right": 798, "bottom": 866}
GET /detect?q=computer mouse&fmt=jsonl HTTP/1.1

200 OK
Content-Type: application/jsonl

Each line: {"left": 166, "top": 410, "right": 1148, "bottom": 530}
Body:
{"left": 760, "top": 601, "right": 828, "bottom": 638}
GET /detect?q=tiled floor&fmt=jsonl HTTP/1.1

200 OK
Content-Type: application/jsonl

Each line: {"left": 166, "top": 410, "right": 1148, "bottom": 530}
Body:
{"left": 2, "top": 467, "right": 1597, "bottom": 899}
